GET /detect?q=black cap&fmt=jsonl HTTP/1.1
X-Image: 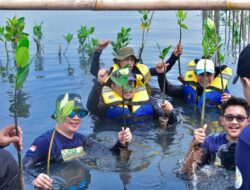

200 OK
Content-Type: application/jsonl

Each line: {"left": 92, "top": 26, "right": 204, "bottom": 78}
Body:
{"left": 233, "top": 44, "right": 250, "bottom": 84}
{"left": 51, "top": 93, "right": 88, "bottom": 119}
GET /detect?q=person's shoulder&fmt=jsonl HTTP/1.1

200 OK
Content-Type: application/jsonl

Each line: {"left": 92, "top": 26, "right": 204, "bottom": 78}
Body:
{"left": 74, "top": 132, "right": 86, "bottom": 140}
{"left": 32, "top": 130, "right": 54, "bottom": 144}
{"left": 204, "top": 133, "right": 226, "bottom": 145}
{"left": 239, "top": 124, "right": 250, "bottom": 141}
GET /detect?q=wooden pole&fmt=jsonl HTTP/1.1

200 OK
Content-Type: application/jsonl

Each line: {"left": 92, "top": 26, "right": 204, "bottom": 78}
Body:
{"left": 1, "top": 0, "right": 250, "bottom": 10}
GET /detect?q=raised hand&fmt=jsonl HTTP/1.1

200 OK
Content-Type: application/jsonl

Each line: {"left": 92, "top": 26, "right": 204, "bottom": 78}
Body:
{"left": 96, "top": 40, "right": 111, "bottom": 52}
{"left": 118, "top": 127, "right": 132, "bottom": 146}
{"left": 193, "top": 124, "right": 207, "bottom": 146}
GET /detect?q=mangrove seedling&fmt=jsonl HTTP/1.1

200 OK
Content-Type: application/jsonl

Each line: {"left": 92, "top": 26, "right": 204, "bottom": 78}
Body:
{"left": 138, "top": 10, "right": 154, "bottom": 63}
{"left": 5, "top": 16, "right": 28, "bottom": 53}
{"left": 111, "top": 27, "right": 132, "bottom": 56}
{"left": 83, "top": 38, "right": 99, "bottom": 56}
{"left": 77, "top": 25, "right": 94, "bottom": 54}
{"left": 63, "top": 33, "right": 73, "bottom": 55}
{"left": 110, "top": 66, "right": 133, "bottom": 162}
{"left": 200, "top": 17, "right": 218, "bottom": 128}
{"left": 47, "top": 92, "right": 75, "bottom": 176}
{"left": 176, "top": 10, "right": 188, "bottom": 77}
{"left": 13, "top": 36, "right": 30, "bottom": 190}
{"left": 156, "top": 43, "right": 172, "bottom": 129}
{"left": 33, "top": 21, "right": 44, "bottom": 55}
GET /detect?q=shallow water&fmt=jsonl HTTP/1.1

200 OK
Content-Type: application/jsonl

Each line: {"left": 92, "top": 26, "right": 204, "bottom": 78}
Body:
{"left": 0, "top": 10, "right": 244, "bottom": 190}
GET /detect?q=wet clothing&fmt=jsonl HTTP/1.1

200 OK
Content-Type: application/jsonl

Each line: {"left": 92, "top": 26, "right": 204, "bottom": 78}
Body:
{"left": 200, "top": 133, "right": 229, "bottom": 166}
{"left": 90, "top": 50, "right": 179, "bottom": 79}
{"left": 158, "top": 65, "right": 231, "bottom": 107}
{"left": 23, "top": 130, "right": 124, "bottom": 168}
{"left": 86, "top": 79, "right": 178, "bottom": 126}
{"left": 0, "top": 148, "right": 20, "bottom": 190}
{"left": 235, "top": 124, "right": 250, "bottom": 190}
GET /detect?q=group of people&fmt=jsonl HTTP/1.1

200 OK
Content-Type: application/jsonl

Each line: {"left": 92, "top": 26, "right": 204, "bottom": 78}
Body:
{"left": 1, "top": 40, "right": 250, "bottom": 190}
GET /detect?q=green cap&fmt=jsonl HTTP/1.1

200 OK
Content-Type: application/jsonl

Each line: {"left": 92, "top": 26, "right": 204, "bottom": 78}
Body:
{"left": 114, "top": 47, "right": 139, "bottom": 62}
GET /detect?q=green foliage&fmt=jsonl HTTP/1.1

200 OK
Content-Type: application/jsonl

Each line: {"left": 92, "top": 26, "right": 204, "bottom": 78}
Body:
{"left": 156, "top": 43, "right": 172, "bottom": 60}
{"left": 4, "top": 16, "right": 28, "bottom": 51}
{"left": 202, "top": 17, "right": 224, "bottom": 63}
{"left": 139, "top": 11, "right": 151, "bottom": 30}
{"left": 0, "top": 26, "right": 4, "bottom": 42}
{"left": 233, "top": 22, "right": 240, "bottom": 45}
{"left": 33, "top": 22, "right": 43, "bottom": 40}
{"left": 111, "top": 27, "right": 132, "bottom": 56}
{"left": 53, "top": 93, "right": 75, "bottom": 123}
{"left": 77, "top": 25, "right": 94, "bottom": 48}
{"left": 15, "top": 36, "right": 30, "bottom": 89}
{"left": 83, "top": 38, "right": 99, "bottom": 56}
{"left": 110, "top": 66, "right": 134, "bottom": 91}
{"left": 176, "top": 10, "right": 188, "bottom": 30}
{"left": 63, "top": 33, "right": 73, "bottom": 43}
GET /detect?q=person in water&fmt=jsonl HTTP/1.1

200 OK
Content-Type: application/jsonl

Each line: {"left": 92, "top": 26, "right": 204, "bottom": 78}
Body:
{"left": 234, "top": 44, "right": 250, "bottom": 190}
{"left": 182, "top": 96, "right": 250, "bottom": 174}
{"left": 0, "top": 124, "right": 22, "bottom": 190}
{"left": 90, "top": 40, "right": 183, "bottom": 87}
{"left": 23, "top": 93, "right": 132, "bottom": 189}
{"left": 157, "top": 58, "right": 232, "bottom": 108}
{"left": 87, "top": 68, "right": 178, "bottom": 127}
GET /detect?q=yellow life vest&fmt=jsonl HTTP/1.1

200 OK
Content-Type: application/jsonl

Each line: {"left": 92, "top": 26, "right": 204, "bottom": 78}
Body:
{"left": 184, "top": 60, "right": 233, "bottom": 92}
{"left": 101, "top": 85, "right": 149, "bottom": 113}
{"left": 110, "top": 63, "right": 151, "bottom": 87}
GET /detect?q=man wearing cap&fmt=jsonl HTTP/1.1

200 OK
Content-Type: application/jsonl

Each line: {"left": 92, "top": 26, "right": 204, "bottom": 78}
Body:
{"left": 234, "top": 44, "right": 250, "bottom": 190}
{"left": 90, "top": 40, "right": 183, "bottom": 87}
{"left": 23, "top": 93, "right": 132, "bottom": 189}
{"left": 87, "top": 68, "right": 178, "bottom": 127}
{"left": 157, "top": 58, "right": 232, "bottom": 108}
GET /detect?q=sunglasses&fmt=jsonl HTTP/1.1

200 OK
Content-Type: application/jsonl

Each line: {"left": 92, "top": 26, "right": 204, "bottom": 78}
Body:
{"left": 68, "top": 110, "right": 87, "bottom": 118}
{"left": 223, "top": 114, "right": 248, "bottom": 123}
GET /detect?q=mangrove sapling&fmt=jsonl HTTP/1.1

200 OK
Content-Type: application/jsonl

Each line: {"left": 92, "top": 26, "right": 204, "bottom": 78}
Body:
{"left": 83, "top": 38, "right": 99, "bottom": 56}
{"left": 47, "top": 93, "right": 75, "bottom": 176}
{"left": 13, "top": 36, "right": 30, "bottom": 190}
{"left": 138, "top": 10, "right": 154, "bottom": 63}
{"left": 200, "top": 18, "right": 218, "bottom": 128}
{"left": 176, "top": 10, "right": 188, "bottom": 78}
{"left": 110, "top": 66, "right": 133, "bottom": 162}
{"left": 111, "top": 27, "right": 132, "bottom": 56}
{"left": 156, "top": 43, "right": 172, "bottom": 129}
{"left": 33, "top": 22, "right": 44, "bottom": 55}
{"left": 63, "top": 33, "right": 73, "bottom": 55}
{"left": 77, "top": 25, "right": 94, "bottom": 55}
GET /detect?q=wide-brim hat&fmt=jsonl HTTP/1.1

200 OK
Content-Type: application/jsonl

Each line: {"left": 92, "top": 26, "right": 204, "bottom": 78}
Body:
{"left": 113, "top": 47, "right": 139, "bottom": 63}
{"left": 233, "top": 44, "right": 250, "bottom": 84}
{"left": 51, "top": 93, "right": 88, "bottom": 119}
{"left": 196, "top": 59, "right": 215, "bottom": 75}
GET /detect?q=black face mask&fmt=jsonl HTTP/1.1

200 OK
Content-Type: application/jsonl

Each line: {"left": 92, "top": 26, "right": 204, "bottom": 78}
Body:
{"left": 218, "top": 142, "right": 237, "bottom": 170}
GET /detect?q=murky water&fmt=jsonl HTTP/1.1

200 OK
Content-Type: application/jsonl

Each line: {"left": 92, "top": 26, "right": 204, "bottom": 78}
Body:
{"left": 0, "top": 10, "right": 244, "bottom": 190}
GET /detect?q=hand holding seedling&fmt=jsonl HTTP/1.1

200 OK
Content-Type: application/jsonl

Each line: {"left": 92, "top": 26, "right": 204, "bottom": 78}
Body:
{"left": 118, "top": 127, "right": 132, "bottom": 146}
{"left": 33, "top": 173, "right": 53, "bottom": 189}
{"left": 161, "top": 101, "right": 173, "bottom": 116}
{"left": 173, "top": 43, "right": 183, "bottom": 57}
{"left": 155, "top": 62, "right": 169, "bottom": 74}
{"left": 193, "top": 124, "right": 207, "bottom": 146}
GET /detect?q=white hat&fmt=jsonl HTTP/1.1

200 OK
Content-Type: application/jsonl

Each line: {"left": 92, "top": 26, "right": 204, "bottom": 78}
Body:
{"left": 196, "top": 59, "right": 215, "bottom": 75}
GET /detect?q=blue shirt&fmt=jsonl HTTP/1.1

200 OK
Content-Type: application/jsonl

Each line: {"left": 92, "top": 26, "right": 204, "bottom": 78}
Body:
{"left": 201, "top": 133, "right": 229, "bottom": 165}
{"left": 235, "top": 124, "right": 250, "bottom": 190}
{"left": 23, "top": 130, "right": 121, "bottom": 168}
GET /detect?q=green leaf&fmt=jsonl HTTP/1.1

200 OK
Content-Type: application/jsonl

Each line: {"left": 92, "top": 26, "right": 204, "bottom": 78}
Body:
{"left": 16, "top": 47, "right": 29, "bottom": 68}
{"left": 17, "top": 36, "right": 29, "bottom": 50}
{"left": 162, "top": 45, "right": 172, "bottom": 58}
{"left": 182, "top": 12, "right": 188, "bottom": 21}
{"left": 60, "top": 93, "right": 69, "bottom": 111}
{"left": 206, "top": 18, "right": 215, "bottom": 31}
{"left": 16, "top": 65, "right": 29, "bottom": 89}
{"left": 181, "top": 24, "right": 188, "bottom": 29}
{"left": 61, "top": 100, "right": 75, "bottom": 117}
{"left": 143, "top": 14, "right": 148, "bottom": 21}
{"left": 177, "top": 10, "right": 183, "bottom": 18}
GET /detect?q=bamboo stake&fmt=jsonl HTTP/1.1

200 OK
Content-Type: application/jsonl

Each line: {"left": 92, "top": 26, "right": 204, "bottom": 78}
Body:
{"left": 1, "top": 0, "right": 250, "bottom": 10}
